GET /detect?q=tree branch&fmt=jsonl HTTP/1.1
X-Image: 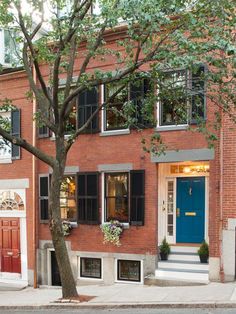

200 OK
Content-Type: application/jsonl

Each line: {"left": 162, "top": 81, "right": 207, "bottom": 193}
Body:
{"left": 15, "top": 3, "right": 52, "bottom": 105}
{"left": 0, "top": 127, "right": 55, "bottom": 167}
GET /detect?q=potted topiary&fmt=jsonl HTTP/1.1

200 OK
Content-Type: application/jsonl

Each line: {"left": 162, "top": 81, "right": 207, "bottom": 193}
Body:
{"left": 198, "top": 240, "right": 209, "bottom": 263}
{"left": 159, "top": 237, "right": 171, "bottom": 260}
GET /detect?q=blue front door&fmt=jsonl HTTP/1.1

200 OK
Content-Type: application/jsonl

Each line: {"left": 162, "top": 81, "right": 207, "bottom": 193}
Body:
{"left": 176, "top": 177, "right": 205, "bottom": 243}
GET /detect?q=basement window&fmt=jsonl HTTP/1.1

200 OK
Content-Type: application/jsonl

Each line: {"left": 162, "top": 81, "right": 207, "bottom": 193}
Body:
{"left": 117, "top": 259, "right": 141, "bottom": 282}
{"left": 80, "top": 257, "right": 102, "bottom": 279}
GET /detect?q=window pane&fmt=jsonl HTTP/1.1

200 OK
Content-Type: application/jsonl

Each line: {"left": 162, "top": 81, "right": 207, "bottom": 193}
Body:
{"left": 105, "top": 173, "right": 128, "bottom": 222}
{"left": 167, "top": 180, "right": 174, "bottom": 236}
{"left": 105, "top": 83, "right": 128, "bottom": 130}
{"left": 60, "top": 176, "right": 76, "bottom": 221}
{"left": 191, "top": 66, "right": 205, "bottom": 120}
{"left": 160, "top": 70, "right": 188, "bottom": 126}
{"left": 65, "top": 102, "right": 76, "bottom": 133}
{"left": 4, "top": 30, "right": 20, "bottom": 65}
{"left": 80, "top": 258, "right": 101, "bottom": 278}
{"left": 118, "top": 260, "right": 141, "bottom": 282}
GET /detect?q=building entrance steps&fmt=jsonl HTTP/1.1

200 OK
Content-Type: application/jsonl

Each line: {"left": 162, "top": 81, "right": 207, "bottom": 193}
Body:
{"left": 154, "top": 245, "right": 209, "bottom": 284}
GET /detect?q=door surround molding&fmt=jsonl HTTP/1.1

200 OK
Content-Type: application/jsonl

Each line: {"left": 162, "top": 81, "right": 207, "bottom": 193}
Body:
{"left": 158, "top": 163, "right": 209, "bottom": 245}
{"left": 0, "top": 212, "right": 28, "bottom": 282}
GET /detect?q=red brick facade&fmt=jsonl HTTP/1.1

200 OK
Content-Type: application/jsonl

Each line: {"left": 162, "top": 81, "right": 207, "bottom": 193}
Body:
{"left": 0, "top": 34, "right": 236, "bottom": 285}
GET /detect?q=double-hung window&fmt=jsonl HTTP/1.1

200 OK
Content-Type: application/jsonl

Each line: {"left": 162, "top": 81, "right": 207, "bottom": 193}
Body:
{"left": 60, "top": 176, "right": 77, "bottom": 221}
{"left": 103, "top": 76, "right": 151, "bottom": 132}
{"left": 38, "top": 87, "right": 99, "bottom": 138}
{"left": 104, "top": 82, "right": 129, "bottom": 131}
{"left": 105, "top": 173, "right": 129, "bottom": 222}
{"left": 0, "top": 109, "right": 21, "bottom": 162}
{"left": 104, "top": 170, "right": 145, "bottom": 225}
{"left": 158, "top": 65, "right": 206, "bottom": 127}
{"left": 0, "top": 29, "right": 21, "bottom": 67}
{"left": 39, "top": 172, "right": 99, "bottom": 224}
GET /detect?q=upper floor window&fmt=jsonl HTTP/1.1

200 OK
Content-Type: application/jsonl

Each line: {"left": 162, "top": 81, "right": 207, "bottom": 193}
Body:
{"left": 158, "top": 65, "right": 206, "bottom": 127}
{"left": 0, "top": 109, "right": 21, "bottom": 161}
{"left": 103, "top": 77, "right": 151, "bottom": 132}
{"left": 0, "top": 29, "right": 20, "bottom": 67}
{"left": 104, "top": 83, "right": 129, "bottom": 131}
{"left": 38, "top": 87, "right": 99, "bottom": 138}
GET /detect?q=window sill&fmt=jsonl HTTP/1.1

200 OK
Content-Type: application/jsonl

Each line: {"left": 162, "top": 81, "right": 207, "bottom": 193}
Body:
{"left": 0, "top": 158, "right": 12, "bottom": 164}
{"left": 70, "top": 222, "right": 78, "bottom": 228}
{"left": 100, "top": 129, "right": 130, "bottom": 137}
{"left": 155, "top": 125, "right": 188, "bottom": 132}
{"left": 102, "top": 222, "right": 130, "bottom": 229}
{"left": 50, "top": 134, "right": 73, "bottom": 141}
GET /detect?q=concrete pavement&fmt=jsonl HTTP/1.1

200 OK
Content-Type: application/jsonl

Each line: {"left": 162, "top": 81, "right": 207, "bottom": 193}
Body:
{"left": 0, "top": 282, "right": 236, "bottom": 309}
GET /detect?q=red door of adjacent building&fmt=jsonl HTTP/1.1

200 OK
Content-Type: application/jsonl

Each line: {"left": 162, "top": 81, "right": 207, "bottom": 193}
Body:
{"left": 0, "top": 218, "right": 21, "bottom": 273}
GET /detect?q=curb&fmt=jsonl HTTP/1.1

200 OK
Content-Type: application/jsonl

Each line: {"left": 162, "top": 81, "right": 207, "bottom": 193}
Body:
{"left": 0, "top": 302, "right": 236, "bottom": 310}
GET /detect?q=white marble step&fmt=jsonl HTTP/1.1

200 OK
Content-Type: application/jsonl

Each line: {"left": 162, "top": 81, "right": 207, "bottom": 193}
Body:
{"left": 155, "top": 269, "right": 209, "bottom": 283}
{"left": 158, "top": 260, "right": 209, "bottom": 271}
{"left": 170, "top": 246, "right": 199, "bottom": 254}
{"left": 168, "top": 252, "right": 199, "bottom": 262}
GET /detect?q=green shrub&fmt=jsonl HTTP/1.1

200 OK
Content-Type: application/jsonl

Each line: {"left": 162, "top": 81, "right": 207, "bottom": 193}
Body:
{"left": 159, "top": 237, "right": 171, "bottom": 255}
{"left": 198, "top": 240, "right": 209, "bottom": 257}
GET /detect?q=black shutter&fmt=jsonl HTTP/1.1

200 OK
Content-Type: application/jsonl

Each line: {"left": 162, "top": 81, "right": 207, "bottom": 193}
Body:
{"left": 130, "top": 170, "right": 145, "bottom": 226}
{"left": 38, "top": 88, "right": 51, "bottom": 138}
{"left": 130, "top": 77, "right": 151, "bottom": 127}
{"left": 11, "top": 109, "right": 21, "bottom": 159}
{"left": 191, "top": 65, "right": 206, "bottom": 123}
{"left": 38, "top": 107, "right": 50, "bottom": 138}
{"left": 78, "top": 172, "right": 99, "bottom": 224}
{"left": 77, "top": 88, "right": 99, "bottom": 133}
{"left": 39, "top": 175, "right": 49, "bottom": 221}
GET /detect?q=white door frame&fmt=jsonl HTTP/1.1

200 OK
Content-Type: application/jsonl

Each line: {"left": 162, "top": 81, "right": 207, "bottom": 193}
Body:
{"left": 0, "top": 211, "right": 28, "bottom": 282}
{"left": 0, "top": 185, "right": 28, "bottom": 283}
{"left": 158, "top": 164, "right": 209, "bottom": 245}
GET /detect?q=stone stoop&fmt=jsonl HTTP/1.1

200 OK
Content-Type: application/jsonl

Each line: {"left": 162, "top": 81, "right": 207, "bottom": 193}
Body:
{"left": 154, "top": 246, "right": 209, "bottom": 284}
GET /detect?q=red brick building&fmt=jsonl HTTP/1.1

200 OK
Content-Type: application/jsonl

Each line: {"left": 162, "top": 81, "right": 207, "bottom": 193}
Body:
{"left": 0, "top": 28, "right": 235, "bottom": 287}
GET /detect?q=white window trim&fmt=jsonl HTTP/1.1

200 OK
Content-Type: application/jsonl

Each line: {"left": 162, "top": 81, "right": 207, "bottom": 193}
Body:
{"left": 101, "top": 172, "right": 130, "bottom": 228}
{"left": 115, "top": 258, "right": 143, "bottom": 284}
{"left": 101, "top": 84, "right": 130, "bottom": 135}
{"left": 78, "top": 256, "right": 103, "bottom": 281}
{"left": 165, "top": 178, "right": 176, "bottom": 244}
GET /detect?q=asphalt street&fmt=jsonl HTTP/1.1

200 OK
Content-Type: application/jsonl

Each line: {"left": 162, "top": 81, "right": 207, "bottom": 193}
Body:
{"left": 0, "top": 308, "right": 236, "bottom": 314}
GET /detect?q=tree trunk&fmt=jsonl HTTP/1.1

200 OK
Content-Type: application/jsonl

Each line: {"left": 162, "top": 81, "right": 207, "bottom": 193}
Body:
{"left": 49, "top": 167, "right": 78, "bottom": 298}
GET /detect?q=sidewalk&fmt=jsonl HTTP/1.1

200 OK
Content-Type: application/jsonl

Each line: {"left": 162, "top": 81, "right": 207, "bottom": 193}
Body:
{"left": 0, "top": 282, "right": 236, "bottom": 309}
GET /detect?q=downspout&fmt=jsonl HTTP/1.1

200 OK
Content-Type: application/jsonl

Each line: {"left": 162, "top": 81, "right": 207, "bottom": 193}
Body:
{"left": 32, "top": 65, "right": 38, "bottom": 288}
